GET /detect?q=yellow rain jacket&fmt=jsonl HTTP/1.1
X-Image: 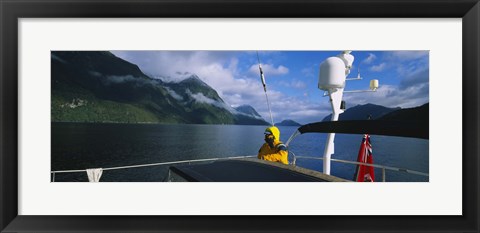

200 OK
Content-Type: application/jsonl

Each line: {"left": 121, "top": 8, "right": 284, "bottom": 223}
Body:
{"left": 258, "top": 126, "right": 289, "bottom": 165}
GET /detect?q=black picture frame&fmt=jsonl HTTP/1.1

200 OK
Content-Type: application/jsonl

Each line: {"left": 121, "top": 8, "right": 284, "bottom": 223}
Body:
{"left": 1, "top": 0, "right": 479, "bottom": 232}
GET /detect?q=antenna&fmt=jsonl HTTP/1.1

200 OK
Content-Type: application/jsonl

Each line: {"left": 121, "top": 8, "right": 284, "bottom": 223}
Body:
{"left": 343, "top": 79, "right": 379, "bottom": 93}
{"left": 343, "top": 62, "right": 380, "bottom": 93}
{"left": 317, "top": 51, "right": 379, "bottom": 175}
{"left": 345, "top": 65, "right": 362, "bottom": 81}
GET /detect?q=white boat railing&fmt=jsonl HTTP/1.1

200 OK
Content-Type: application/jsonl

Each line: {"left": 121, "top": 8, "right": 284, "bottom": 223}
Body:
{"left": 293, "top": 155, "right": 429, "bottom": 182}
{"left": 50, "top": 154, "right": 428, "bottom": 182}
{"left": 50, "top": 155, "right": 257, "bottom": 182}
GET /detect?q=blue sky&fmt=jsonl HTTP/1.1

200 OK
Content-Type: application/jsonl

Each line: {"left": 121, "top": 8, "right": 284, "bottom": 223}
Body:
{"left": 112, "top": 51, "right": 429, "bottom": 124}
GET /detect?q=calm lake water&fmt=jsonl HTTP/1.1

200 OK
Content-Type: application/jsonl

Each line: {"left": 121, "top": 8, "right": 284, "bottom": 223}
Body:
{"left": 51, "top": 122, "right": 429, "bottom": 182}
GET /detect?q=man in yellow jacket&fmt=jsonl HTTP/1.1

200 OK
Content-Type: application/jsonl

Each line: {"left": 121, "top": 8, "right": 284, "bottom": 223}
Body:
{"left": 258, "top": 126, "right": 288, "bottom": 165}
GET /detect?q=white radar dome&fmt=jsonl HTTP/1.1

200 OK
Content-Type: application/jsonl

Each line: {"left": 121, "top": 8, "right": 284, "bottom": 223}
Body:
{"left": 318, "top": 56, "right": 347, "bottom": 91}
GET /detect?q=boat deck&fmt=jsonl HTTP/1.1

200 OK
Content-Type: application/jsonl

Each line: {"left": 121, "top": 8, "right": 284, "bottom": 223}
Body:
{"left": 168, "top": 158, "right": 350, "bottom": 182}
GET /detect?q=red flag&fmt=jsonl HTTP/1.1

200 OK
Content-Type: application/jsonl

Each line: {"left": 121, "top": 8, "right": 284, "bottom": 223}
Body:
{"left": 354, "top": 134, "right": 375, "bottom": 182}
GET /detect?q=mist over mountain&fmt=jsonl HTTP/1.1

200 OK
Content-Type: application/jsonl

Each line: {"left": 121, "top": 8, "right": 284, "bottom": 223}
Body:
{"left": 234, "top": 105, "right": 263, "bottom": 118}
{"left": 51, "top": 51, "right": 267, "bottom": 125}
{"left": 233, "top": 105, "right": 268, "bottom": 125}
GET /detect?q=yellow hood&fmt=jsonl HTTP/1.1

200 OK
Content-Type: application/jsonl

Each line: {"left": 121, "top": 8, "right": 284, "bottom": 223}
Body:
{"left": 265, "top": 126, "right": 280, "bottom": 141}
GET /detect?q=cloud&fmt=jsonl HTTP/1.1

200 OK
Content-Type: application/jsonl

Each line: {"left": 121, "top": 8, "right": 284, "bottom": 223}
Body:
{"left": 248, "top": 64, "right": 289, "bottom": 76}
{"left": 353, "top": 51, "right": 429, "bottom": 108}
{"left": 301, "top": 63, "right": 318, "bottom": 78}
{"left": 301, "top": 67, "right": 315, "bottom": 78}
{"left": 398, "top": 67, "right": 429, "bottom": 90}
{"left": 291, "top": 80, "right": 307, "bottom": 89}
{"left": 110, "top": 51, "right": 427, "bottom": 125}
{"left": 90, "top": 71, "right": 158, "bottom": 87}
{"left": 51, "top": 54, "right": 67, "bottom": 64}
{"left": 278, "top": 79, "right": 307, "bottom": 89}
{"left": 89, "top": 71, "right": 102, "bottom": 77}
{"left": 164, "top": 87, "right": 183, "bottom": 101}
{"left": 261, "top": 94, "right": 332, "bottom": 124}
{"left": 111, "top": 51, "right": 297, "bottom": 121}
{"left": 105, "top": 75, "right": 137, "bottom": 84}
{"left": 387, "top": 51, "right": 429, "bottom": 61}
{"left": 185, "top": 89, "right": 236, "bottom": 113}
{"left": 289, "top": 109, "right": 328, "bottom": 118}
{"left": 114, "top": 51, "right": 331, "bottom": 124}
{"left": 342, "top": 83, "right": 428, "bottom": 109}
{"left": 362, "top": 53, "right": 376, "bottom": 64}
{"left": 186, "top": 89, "right": 218, "bottom": 105}
{"left": 112, "top": 51, "right": 248, "bottom": 96}
{"left": 370, "top": 63, "right": 387, "bottom": 72}
{"left": 283, "top": 51, "right": 429, "bottom": 122}
{"left": 111, "top": 51, "right": 238, "bottom": 81}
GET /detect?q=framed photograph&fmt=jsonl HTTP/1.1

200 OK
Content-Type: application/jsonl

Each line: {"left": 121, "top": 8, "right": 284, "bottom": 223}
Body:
{"left": 1, "top": 0, "right": 478, "bottom": 232}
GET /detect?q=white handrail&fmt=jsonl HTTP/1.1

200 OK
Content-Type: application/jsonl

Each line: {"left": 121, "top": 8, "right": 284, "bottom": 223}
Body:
{"left": 51, "top": 155, "right": 257, "bottom": 174}
{"left": 294, "top": 155, "right": 429, "bottom": 177}
{"left": 50, "top": 154, "right": 428, "bottom": 182}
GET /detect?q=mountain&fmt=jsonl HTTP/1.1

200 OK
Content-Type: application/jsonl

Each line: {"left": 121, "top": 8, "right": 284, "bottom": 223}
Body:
{"left": 378, "top": 103, "right": 429, "bottom": 123}
{"left": 51, "top": 51, "right": 266, "bottom": 125}
{"left": 164, "top": 77, "right": 268, "bottom": 125}
{"left": 52, "top": 51, "right": 176, "bottom": 123}
{"left": 322, "top": 103, "right": 400, "bottom": 122}
{"left": 234, "top": 105, "right": 263, "bottom": 118}
{"left": 162, "top": 75, "right": 237, "bottom": 124}
{"left": 233, "top": 105, "right": 269, "bottom": 125}
{"left": 275, "top": 119, "right": 302, "bottom": 126}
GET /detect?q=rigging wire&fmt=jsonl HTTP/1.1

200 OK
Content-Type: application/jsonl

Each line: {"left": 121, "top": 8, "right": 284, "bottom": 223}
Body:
{"left": 256, "top": 51, "right": 275, "bottom": 126}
